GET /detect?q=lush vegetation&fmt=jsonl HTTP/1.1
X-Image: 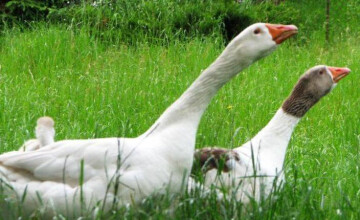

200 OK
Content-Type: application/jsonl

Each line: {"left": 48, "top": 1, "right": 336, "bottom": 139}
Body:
{"left": 0, "top": 0, "right": 359, "bottom": 219}
{"left": 2, "top": 0, "right": 360, "bottom": 43}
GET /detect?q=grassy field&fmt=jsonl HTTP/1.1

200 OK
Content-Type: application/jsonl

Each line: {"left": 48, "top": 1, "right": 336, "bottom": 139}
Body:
{"left": 0, "top": 25, "right": 359, "bottom": 219}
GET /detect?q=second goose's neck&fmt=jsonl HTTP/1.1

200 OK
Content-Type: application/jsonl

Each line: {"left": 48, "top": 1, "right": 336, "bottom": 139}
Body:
{"left": 250, "top": 84, "right": 322, "bottom": 155}
{"left": 239, "top": 109, "right": 300, "bottom": 171}
{"left": 259, "top": 109, "right": 300, "bottom": 143}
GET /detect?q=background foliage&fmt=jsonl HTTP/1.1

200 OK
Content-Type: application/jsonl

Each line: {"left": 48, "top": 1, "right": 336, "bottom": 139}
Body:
{"left": 2, "top": 0, "right": 360, "bottom": 44}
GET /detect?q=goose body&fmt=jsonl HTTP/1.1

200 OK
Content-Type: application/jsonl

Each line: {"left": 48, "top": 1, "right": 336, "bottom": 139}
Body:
{"left": 191, "top": 66, "right": 351, "bottom": 203}
{"left": 0, "top": 23, "right": 297, "bottom": 216}
{"left": 18, "top": 116, "right": 55, "bottom": 152}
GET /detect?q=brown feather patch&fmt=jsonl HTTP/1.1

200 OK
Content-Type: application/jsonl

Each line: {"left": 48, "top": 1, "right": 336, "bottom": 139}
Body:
{"left": 192, "top": 147, "right": 240, "bottom": 174}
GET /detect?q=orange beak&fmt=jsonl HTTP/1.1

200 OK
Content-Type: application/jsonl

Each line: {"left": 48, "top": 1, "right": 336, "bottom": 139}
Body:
{"left": 327, "top": 66, "right": 351, "bottom": 83}
{"left": 265, "top": 24, "right": 298, "bottom": 44}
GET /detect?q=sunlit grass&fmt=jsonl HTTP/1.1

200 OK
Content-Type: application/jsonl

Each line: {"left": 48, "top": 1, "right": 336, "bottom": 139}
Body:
{"left": 0, "top": 25, "right": 359, "bottom": 219}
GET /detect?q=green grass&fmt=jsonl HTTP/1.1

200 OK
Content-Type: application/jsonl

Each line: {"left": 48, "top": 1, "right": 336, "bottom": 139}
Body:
{"left": 0, "top": 25, "right": 359, "bottom": 219}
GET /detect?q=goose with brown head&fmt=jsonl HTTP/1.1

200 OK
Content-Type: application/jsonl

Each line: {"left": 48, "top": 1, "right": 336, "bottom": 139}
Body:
{"left": 189, "top": 65, "right": 351, "bottom": 203}
{"left": 282, "top": 65, "right": 350, "bottom": 117}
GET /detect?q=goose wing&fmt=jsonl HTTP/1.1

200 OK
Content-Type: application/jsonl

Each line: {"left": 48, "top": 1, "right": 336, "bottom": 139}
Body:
{"left": 18, "top": 139, "right": 40, "bottom": 152}
{"left": 0, "top": 138, "right": 125, "bottom": 184}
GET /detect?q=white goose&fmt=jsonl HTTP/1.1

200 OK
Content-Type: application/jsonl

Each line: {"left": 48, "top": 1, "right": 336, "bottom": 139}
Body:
{"left": 18, "top": 116, "right": 55, "bottom": 152}
{"left": 191, "top": 65, "right": 350, "bottom": 203}
{"left": 0, "top": 23, "right": 297, "bottom": 216}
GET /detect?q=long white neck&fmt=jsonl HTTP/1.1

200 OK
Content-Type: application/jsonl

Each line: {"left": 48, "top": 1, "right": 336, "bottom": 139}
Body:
{"left": 142, "top": 45, "right": 254, "bottom": 137}
{"left": 237, "top": 109, "right": 300, "bottom": 172}
{"left": 259, "top": 108, "right": 300, "bottom": 143}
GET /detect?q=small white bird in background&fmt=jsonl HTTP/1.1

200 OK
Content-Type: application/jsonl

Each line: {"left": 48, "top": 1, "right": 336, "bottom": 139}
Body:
{"left": 190, "top": 65, "right": 351, "bottom": 203}
{"left": 18, "top": 116, "right": 55, "bottom": 152}
{"left": 0, "top": 22, "right": 297, "bottom": 217}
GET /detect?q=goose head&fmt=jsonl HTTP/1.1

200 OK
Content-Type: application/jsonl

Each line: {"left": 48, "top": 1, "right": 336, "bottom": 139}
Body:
{"left": 37, "top": 116, "right": 55, "bottom": 128}
{"left": 282, "top": 65, "right": 351, "bottom": 117}
{"left": 296, "top": 65, "right": 350, "bottom": 98}
{"left": 219, "top": 23, "right": 298, "bottom": 71}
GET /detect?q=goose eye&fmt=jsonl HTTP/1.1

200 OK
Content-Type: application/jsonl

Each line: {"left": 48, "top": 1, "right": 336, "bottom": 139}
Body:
{"left": 319, "top": 70, "right": 324, "bottom": 75}
{"left": 253, "top": 28, "right": 261, "bottom": 34}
